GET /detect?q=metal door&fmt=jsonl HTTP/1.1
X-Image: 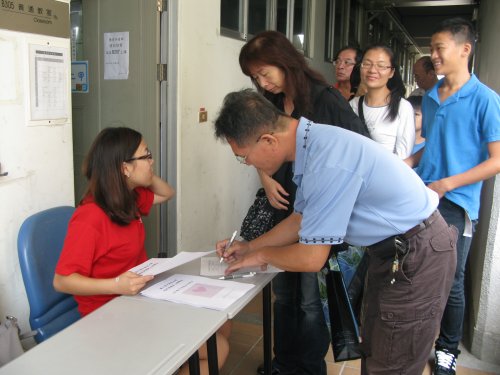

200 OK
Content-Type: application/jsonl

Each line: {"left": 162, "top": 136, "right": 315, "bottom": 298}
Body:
{"left": 71, "top": 0, "right": 166, "bottom": 257}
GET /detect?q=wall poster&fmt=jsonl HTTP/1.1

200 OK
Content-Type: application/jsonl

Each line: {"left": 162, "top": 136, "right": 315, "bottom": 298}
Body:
{"left": 29, "top": 43, "right": 69, "bottom": 122}
{"left": 103, "top": 31, "right": 129, "bottom": 80}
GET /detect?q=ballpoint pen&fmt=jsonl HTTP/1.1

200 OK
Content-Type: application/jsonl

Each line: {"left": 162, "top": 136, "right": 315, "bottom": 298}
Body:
{"left": 218, "top": 272, "right": 256, "bottom": 280}
{"left": 220, "top": 230, "right": 238, "bottom": 263}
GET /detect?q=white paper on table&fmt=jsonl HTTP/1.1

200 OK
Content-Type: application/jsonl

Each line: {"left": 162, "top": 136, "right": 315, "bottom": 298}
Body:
{"left": 200, "top": 256, "right": 283, "bottom": 277}
{"left": 129, "top": 251, "right": 215, "bottom": 276}
{"left": 140, "top": 274, "right": 255, "bottom": 310}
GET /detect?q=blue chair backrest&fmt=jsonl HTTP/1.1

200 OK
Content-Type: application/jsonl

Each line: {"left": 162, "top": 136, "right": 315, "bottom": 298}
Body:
{"left": 17, "top": 206, "right": 81, "bottom": 343}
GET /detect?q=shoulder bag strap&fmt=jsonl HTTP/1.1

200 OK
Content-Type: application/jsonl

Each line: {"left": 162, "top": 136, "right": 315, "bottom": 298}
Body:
{"left": 357, "top": 95, "right": 365, "bottom": 124}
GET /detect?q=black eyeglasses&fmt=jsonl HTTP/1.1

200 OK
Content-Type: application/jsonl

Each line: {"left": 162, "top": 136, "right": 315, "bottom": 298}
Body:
{"left": 125, "top": 150, "right": 153, "bottom": 163}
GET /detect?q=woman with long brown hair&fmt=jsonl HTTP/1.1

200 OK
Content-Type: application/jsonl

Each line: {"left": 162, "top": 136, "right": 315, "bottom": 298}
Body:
{"left": 239, "top": 30, "right": 368, "bottom": 375}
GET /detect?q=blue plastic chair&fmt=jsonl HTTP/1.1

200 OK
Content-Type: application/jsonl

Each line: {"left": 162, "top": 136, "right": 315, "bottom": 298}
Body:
{"left": 17, "top": 206, "right": 81, "bottom": 343}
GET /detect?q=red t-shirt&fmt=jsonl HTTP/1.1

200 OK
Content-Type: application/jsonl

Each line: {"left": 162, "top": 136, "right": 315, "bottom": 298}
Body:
{"left": 55, "top": 187, "right": 154, "bottom": 316}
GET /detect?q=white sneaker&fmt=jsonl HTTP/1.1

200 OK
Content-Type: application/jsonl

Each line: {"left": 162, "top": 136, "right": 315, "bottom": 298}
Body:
{"left": 434, "top": 349, "right": 457, "bottom": 375}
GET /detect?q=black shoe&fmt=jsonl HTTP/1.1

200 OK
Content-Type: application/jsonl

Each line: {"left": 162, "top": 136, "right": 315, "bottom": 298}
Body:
{"left": 434, "top": 349, "right": 457, "bottom": 375}
{"left": 257, "top": 363, "right": 280, "bottom": 375}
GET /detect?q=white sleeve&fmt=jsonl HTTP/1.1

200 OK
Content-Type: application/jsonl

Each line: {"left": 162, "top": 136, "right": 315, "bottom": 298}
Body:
{"left": 349, "top": 96, "right": 359, "bottom": 115}
{"left": 394, "top": 100, "right": 416, "bottom": 159}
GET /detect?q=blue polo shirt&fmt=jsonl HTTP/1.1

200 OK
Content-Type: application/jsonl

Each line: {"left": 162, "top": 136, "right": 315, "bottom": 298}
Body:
{"left": 293, "top": 118, "right": 438, "bottom": 247}
{"left": 416, "top": 74, "right": 500, "bottom": 220}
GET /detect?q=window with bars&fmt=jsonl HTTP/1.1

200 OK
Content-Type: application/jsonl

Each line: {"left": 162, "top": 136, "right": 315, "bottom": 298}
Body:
{"left": 220, "top": 0, "right": 310, "bottom": 55}
{"left": 325, "top": 0, "right": 361, "bottom": 62}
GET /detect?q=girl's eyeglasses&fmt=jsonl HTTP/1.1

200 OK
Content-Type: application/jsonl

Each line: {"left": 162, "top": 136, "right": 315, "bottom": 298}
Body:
{"left": 360, "top": 62, "right": 393, "bottom": 71}
{"left": 125, "top": 150, "right": 153, "bottom": 163}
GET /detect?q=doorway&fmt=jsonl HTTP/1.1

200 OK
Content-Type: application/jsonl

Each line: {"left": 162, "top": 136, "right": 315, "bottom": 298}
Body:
{"left": 70, "top": 0, "right": 172, "bottom": 257}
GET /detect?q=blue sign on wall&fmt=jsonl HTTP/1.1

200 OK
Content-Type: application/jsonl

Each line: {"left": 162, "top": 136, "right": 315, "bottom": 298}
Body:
{"left": 71, "top": 61, "right": 88, "bottom": 93}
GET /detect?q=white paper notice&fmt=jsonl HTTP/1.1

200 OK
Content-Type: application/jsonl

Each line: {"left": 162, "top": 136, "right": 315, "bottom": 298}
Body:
{"left": 140, "top": 274, "right": 255, "bottom": 310}
{"left": 129, "top": 251, "right": 216, "bottom": 276}
{"left": 29, "top": 44, "right": 69, "bottom": 120}
{"left": 200, "top": 257, "right": 283, "bottom": 277}
{"left": 104, "top": 32, "right": 129, "bottom": 80}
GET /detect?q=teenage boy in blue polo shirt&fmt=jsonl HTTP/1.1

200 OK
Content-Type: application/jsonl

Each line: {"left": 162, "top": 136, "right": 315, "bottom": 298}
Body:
{"left": 406, "top": 18, "right": 500, "bottom": 375}
{"left": 214, "top": 89, "right": 458, "bottom": 375}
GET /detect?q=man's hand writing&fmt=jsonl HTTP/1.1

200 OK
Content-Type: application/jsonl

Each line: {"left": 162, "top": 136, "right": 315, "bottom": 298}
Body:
{"left": 216, "top": 239, "right": 251, "bottom": 263}
{"left": 225, "top": 250, "right": 268, "bottom": 275}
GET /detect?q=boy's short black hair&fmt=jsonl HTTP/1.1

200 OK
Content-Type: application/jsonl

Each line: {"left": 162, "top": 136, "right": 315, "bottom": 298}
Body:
{"left": 434, "top": 17, "right": 476, "bottom": 56}
{"left": 407, "top": 95, "right": 422, "bottom": 111}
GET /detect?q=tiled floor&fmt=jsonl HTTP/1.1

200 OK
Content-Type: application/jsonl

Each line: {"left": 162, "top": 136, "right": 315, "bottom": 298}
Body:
{"left": 221, "top": 292, "right": 500, "bottom": 375}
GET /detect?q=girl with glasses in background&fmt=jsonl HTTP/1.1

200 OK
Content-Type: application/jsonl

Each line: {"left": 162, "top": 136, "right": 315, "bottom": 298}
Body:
{"left": 350, "top": 44, "right": 416, "bottom": 158}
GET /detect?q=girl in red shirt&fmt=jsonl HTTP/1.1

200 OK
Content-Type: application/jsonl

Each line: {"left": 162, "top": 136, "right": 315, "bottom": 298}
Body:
{"left": 54, "top": 127, "right": 229, "bottom": 374}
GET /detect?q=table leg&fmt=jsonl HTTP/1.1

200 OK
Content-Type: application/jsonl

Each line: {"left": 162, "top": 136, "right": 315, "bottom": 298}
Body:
{"left": 263, "top": 283, "right": 272, "bottom": 375}
{"left": 189, "top": 350, "right": 200, "bottom": 375}
{"left": 207, "top": 333, "right": 219, "bottom": 375}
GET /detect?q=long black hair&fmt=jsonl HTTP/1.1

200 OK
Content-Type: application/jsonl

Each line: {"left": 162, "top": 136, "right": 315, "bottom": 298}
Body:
{"left": 350, "top": 64, "right": 362, "bottom": 97}
{"left": 362, "top": 44, "right": 406, "bottom": 122}
{"left": 82, "top": 127, "right": 142, "bottom": 225}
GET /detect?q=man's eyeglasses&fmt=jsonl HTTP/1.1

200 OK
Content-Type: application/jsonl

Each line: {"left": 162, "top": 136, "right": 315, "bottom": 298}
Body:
{"left": 333, "top": 59, "right": 356, "bottom": 67}
{"left": 125, "top": 150, "right": 153, "bottom": 162}
{"left": 235, "top": 154, "right": 249, "bottom": 164}
{"left": 235, "top": 133, "right": 272, "bottom": 164}
{"left": 360, "top": 61, "right": 393, "bottom": 71}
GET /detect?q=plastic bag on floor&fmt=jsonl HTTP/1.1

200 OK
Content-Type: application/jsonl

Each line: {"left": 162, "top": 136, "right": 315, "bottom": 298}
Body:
{"left": 0, "top": 316, "right": 25, "bottom": 367}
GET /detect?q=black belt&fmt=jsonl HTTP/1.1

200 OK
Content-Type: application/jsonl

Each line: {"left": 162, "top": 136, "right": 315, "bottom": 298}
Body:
{"left": 368, "top": 210, "right": 440, "bottom": 258}
{"left": 401, "top": 209, "right": 440, "bottom": 239}
{"left": 367, "top": 210, "right": 441, "bottom": 284}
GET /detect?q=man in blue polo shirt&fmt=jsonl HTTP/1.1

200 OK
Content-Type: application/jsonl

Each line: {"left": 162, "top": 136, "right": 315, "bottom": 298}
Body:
{"left": 214, "top": 89, "right": 457, "bottom": 375}
{"left": 406, "top": 18, "right": 500, "bottom": 375}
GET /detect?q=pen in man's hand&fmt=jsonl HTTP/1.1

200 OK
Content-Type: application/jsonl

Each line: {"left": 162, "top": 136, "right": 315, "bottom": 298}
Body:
{"left": 218, "top": 272, "right": 256, "bottom": 280}
{"left": 220, "top": 230, "right": 238, "bottom": 263}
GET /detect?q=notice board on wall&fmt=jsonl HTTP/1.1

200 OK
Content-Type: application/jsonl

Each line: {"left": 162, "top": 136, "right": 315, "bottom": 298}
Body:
{"left": 29, "top": 43, "right": 69, "bottom": 122}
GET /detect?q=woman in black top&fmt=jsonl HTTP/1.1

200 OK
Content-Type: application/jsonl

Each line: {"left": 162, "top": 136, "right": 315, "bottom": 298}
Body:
{"left": 239, "top": 30, "right": 369, "bottom": 375}
{"left": 240, "top": 31, "right": 369, "bottom": 221}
